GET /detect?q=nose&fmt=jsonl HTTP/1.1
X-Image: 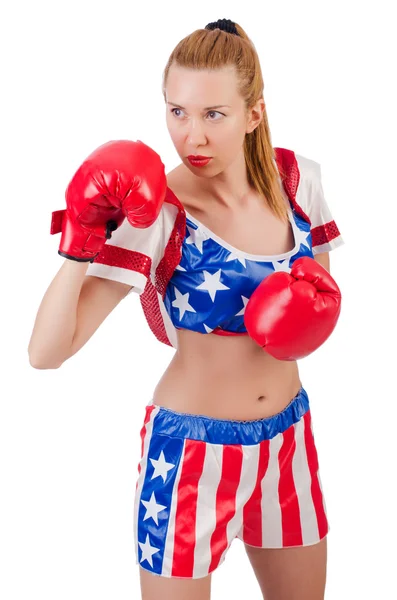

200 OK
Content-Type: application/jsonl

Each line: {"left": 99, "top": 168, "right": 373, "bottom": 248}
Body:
{"left": 186, "top": 118, "right": 207, "bottom": 147}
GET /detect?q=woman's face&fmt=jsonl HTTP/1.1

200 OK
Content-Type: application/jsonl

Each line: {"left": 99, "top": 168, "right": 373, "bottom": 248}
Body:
{"left": 165, "top": 64, "right": 256, "bottom": 177}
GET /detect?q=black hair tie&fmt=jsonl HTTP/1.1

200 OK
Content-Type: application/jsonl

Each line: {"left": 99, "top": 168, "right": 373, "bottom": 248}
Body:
{"left": 205, "top": 18, "right": 239, "bottom": 36}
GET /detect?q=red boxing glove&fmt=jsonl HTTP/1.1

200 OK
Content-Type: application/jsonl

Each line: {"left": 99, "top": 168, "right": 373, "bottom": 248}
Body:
{"left": 244, "top": 256, "right": 342, "bottom": 361}
{"left": 50, "top": 140, "right": 167, "bottom": 262}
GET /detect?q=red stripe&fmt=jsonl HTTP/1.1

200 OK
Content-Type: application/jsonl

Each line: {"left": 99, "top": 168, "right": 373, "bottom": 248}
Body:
{"left": 303, "top": 411, "right": 329, "bottom": 539}
{"left": 311, "top": 220, "right": 342, "bottom": 247}
{"left": 278, "top": 424, "right": 303, "bottom": 546}
{"left": 172, "top": 439, "right": 206, "bottom": 578}
{"left": 240, "top": 439, "right": 270, "bottom": 546}
{"left": 209, "top": 445, "right": 243, "bottom": 572}
{"left": 94, "top": 243, "right": 152, "bottom": 277}
{"left": 136, "top": 405, "right": 156, "bottom": 490}
{"left": 211, "top": 328, "right": 248, "bottom": 337}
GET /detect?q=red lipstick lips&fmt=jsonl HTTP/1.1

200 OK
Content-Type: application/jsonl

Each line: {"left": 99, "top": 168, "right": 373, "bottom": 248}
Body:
{"left": 187, "top": 155, "right": 212, "bottom": 167}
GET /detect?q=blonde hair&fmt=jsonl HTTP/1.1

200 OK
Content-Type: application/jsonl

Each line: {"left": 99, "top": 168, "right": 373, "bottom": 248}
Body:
{"left": 162, "top": 21, "right": 289, "bottom": 223}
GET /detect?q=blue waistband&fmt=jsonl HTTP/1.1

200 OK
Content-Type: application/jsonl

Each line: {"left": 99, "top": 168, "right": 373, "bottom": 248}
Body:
{"left": 148, "top": 386, "right": 309, "bottom": 446}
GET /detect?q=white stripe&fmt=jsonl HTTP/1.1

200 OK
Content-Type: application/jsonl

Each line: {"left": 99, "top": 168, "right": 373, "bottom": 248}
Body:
{"left": 161, "top": 439, "right": 187, "bottom": 576}
{"left": 221, "top": 444, "right": 260, "bottom": 559}
{"left": 86, "top": 262, "right": 147, "bottom": 295}
{"left": 157, "top": 292, "right": 178, "bottom": 349}
{"left": 317, "top": 470, "right": 329, "bottom": 522}
{"left": 193, "top": 442, "right": 224, "bottom": 578}
{"left": 260, "top": 433, "right": 284, "bottom": 546}
{"left": 133, "top": 406, "right": 160, "bottom": 565}
{"left": 292, "top": 417, "right": 320, "bottom": 544}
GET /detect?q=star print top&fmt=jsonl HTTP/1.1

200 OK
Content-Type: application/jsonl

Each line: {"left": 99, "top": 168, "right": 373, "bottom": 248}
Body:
{"left": 163, "top": 204, "right": 313, "bottom": 336}
{"left": 86, "top": 148, "right": 345, "bottom": 349}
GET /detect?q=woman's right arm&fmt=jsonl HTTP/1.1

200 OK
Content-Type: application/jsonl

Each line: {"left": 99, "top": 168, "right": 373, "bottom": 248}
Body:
{"left": 27, "top": 259, "right": 132, "bottom": 369}
{"left": 29, "top": 139, "right": 168, "bottom": 369}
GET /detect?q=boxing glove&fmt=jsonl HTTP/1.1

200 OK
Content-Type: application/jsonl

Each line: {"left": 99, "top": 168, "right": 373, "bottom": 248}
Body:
{"left": 50, "top": 140, "right": 167, "bottom": 262}
{"left": 244, "top": 256, "right": 342, "bottom": 361}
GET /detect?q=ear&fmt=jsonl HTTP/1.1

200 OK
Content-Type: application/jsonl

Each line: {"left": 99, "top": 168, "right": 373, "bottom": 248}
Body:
{"left": 246, "top": 98, "right": 265, "bottom": 134}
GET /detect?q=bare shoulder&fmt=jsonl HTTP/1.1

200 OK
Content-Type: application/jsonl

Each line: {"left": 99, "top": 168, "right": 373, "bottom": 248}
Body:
{"left": 166, "top": 165, "right": 188, "bottom": 195}
{"left": 166, "top": 164, "right": 184, "bottom": 188}
{"left": 166, "top": 164, "right": 206, "bottom": 216}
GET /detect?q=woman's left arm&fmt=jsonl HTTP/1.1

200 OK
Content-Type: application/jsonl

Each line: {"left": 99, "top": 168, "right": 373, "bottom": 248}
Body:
{"left": 313, "top": 251, "right": 330, "bottom": 273}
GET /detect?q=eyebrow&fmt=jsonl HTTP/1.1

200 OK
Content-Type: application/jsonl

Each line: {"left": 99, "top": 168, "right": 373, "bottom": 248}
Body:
{"left": 167, "top": 102, "right": 231, "bottom": 110}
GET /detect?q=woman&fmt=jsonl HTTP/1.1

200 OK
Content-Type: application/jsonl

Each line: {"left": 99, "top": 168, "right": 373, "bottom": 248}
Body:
{"left": 28, "top": 18, "right": 344, "bottom": 600}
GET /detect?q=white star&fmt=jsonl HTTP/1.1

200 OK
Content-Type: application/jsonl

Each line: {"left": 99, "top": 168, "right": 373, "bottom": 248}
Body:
{"left": 185, "top": 224, "right": 209, "bottom": 253}
{"left": 138, "top": 533, "right": 161, "bottom": 568}
{"left": 141, "top": 491, "right": 168, "bottom": 525}
{"left": 150, "top": 450, "right": 175, "bottom": 483}
{"left": 203, "top": 323, "right": 215, "bottom": 333}
{"left": 225, "top": 251, "right": 247, "bottom": 267}
{"left": 196, "top": 270, "right": 230, "bottom": 302}
{"left": 235, "top": 296, "right": 250, "bottom": 316}
{"left": 172, "top": 286, "right": 196, "bottom": 320}
{"left": 271, "top": 258, "right": 292, "bottom": 273}
{"left": 294, "top": 227, "right": 311, "bottom": 251}
{"left": 175, "top": 264, "right": 186, "bottom": 271}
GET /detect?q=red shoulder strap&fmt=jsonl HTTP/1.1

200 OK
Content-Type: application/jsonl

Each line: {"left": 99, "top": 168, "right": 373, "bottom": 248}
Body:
{"left": 274, "top": 147, "right": 311, "bottom": 225}
{"left": 139, "top": 188, "right": 186, "bottom": 347}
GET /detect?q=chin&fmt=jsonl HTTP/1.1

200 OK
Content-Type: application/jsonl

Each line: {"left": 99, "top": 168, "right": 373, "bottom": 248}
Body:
{"left": 184, "top": 159, "right": 219, "bottom": 178}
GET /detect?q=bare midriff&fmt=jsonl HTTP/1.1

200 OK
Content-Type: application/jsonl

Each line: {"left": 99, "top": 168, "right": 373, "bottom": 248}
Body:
{"left": 152, "top": 330, "right": 302, "bottom": 420}
{"left": 152, "top": 168, "right": 303, "bottom": 420}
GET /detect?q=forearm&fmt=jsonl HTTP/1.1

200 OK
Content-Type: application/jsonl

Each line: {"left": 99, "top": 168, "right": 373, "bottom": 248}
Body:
{"left": 28, "top": 259, "right": 89, "bottom": 368}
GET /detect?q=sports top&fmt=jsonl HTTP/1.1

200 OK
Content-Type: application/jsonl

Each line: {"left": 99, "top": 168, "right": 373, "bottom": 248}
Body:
{"left": 163, "top": 202, "right": 313, "bottom": 337}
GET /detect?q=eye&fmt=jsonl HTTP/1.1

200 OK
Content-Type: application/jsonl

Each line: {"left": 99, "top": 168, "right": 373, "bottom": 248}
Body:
{"left": 170, "top": 108, "right": 225, "bottom": 120}
{"left": 207, "top": 110, "right": 224, "bottom": 120}
{"left": 170, "top": 108, "right": 184, "bottom": 118}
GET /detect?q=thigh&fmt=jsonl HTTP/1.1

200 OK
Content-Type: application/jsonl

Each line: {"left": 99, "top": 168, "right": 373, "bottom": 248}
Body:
{"left": 244, "top": 537, "right": 327, "bottom": 600}
{"left": 139, "top": 567, "right": 212, "bottom": 600}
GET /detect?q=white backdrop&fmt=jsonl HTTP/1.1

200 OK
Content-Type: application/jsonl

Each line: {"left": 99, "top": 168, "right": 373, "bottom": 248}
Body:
{"left": 1, "top": 0, "right": 396, "bottom": 598}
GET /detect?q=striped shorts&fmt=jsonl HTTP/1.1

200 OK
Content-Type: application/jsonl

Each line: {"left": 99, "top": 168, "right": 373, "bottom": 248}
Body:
{"left": 133, "top": 386, "right": 329, "bottom": 579}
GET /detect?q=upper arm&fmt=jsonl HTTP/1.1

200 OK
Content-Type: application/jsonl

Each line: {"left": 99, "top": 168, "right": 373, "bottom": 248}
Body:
{"left": 313, "top": 251, "right": 330, "bottom": 273}
{"left": 64, "top": 203, "right": 176, "bottom": 362}
{"left": 66, "top": 275, "right": 133, "bottom": 360}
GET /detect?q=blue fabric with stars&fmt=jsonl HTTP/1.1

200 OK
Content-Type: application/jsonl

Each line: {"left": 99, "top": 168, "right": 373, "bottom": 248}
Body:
{"left": 163, "top": 204, "right": 314, "bottom": 334}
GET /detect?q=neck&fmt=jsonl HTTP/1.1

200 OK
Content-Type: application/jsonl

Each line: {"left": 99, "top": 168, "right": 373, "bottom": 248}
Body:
{"left": 183, "top": 149, "right": 258, "bottom": 212}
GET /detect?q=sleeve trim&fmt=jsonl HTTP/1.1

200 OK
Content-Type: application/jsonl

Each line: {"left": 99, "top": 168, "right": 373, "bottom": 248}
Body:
{"left": 312, "top": 235, "right": 345, "bottom": 255}
{"left": 93, "top": 244, "right": 152, "bottom": 278}
{"left": 311, "top": 219, "right": 343, "bottom": 247}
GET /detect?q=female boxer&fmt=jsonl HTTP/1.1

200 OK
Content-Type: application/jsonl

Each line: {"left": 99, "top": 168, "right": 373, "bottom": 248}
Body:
{"left": 29, "top": 18, "right": 344, "bottom": 600}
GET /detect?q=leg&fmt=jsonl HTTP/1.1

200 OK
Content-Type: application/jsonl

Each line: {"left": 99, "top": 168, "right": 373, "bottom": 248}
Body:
{"left": 244, "top": 536, "right": 327, "bottom": 600}
{"left": 139, "top": 567, "right": 212, "bottom": 600}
